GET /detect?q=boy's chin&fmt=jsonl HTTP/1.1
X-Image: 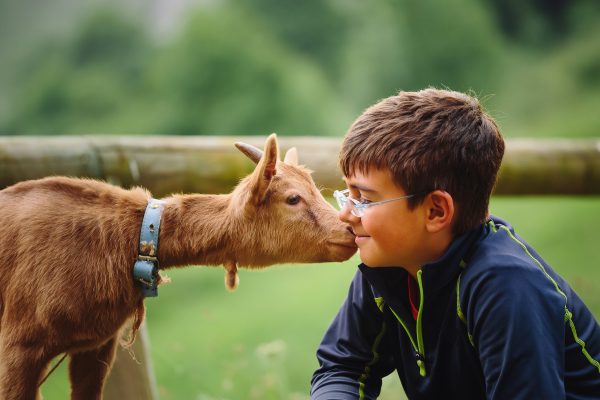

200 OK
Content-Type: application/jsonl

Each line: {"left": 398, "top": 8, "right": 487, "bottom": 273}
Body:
{"left": 358, "top": 252, "right": 389, "bottom": 268}
{"left": 359, "top": 251, "right": 403, "bottom": 268}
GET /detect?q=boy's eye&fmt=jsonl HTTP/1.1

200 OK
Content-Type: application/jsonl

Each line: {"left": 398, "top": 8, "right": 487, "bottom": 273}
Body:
{"left": 358, "top": 197, "right": 372, "bottom": 205}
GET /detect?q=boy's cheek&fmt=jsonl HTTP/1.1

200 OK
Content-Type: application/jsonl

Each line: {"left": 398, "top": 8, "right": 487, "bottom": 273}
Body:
{"left": 356, "top": 238, "right": 386, "bottom": 267}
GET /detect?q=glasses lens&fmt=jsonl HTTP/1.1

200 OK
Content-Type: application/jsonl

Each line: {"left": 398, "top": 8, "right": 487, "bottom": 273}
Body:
{"left": 351, "top": 207, "right": 363, "bottom": 218}
{"left": 334, "top": 191, "right": 346, "bottom": 210}
{"left": 335, "top": 190, "right": 364, "bottom": 217}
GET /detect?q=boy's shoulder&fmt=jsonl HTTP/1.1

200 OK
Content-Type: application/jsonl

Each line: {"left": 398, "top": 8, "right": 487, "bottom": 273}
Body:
{"left": 463, "top": 216, "right": 546, "bottom": 275}
{"left": 459, "top": 216, "right": 567, "bottom": 307}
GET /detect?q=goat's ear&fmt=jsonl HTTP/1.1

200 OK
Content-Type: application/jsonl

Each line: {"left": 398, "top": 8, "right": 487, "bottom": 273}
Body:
{"left": 248, "top": 133, "right": 279, "bottom": 205}
{"left": 283, "top": 147, "right": 299, "bottom": 165}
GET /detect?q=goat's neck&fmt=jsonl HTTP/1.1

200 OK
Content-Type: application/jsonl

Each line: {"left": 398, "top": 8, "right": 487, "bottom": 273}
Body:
{"left": 156, "top": 194, "right": 235, "bottom": 269}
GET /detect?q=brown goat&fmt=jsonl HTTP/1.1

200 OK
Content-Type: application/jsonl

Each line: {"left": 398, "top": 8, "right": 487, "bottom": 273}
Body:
{"left": 0, "top": 134, "right": 356, "bottom": 399}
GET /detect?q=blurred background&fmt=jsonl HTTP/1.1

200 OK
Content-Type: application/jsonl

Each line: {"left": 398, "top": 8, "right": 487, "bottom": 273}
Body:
{"left": 1, "top": 0, "right": 599, "bottom": 398}
{"left": 2, "top": 0, "right": 600, "bottom": 138}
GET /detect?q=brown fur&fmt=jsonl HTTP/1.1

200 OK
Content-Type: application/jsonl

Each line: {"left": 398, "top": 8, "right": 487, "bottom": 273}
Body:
{"left": 0, "top": 135, "right": 356, "bottom": 399}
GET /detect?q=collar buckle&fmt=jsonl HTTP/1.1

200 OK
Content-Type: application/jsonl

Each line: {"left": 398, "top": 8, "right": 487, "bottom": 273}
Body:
{"left": 133, "top": 258, "right": 159, "bottom": 297}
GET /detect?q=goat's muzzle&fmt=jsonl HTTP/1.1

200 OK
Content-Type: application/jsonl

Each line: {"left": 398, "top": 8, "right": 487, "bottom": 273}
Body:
{"left": 326, "top": 239, "right": 358, "bottom": 261}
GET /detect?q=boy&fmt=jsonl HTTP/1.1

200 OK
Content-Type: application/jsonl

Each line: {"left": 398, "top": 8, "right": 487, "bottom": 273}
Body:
{"left": 311, "top": 88, "right": 600, "bottom": 399}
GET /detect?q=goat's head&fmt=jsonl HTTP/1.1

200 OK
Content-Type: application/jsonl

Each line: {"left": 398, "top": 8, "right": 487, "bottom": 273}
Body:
{"left": 230, "top": 134, "right": 357, "bottom": 268}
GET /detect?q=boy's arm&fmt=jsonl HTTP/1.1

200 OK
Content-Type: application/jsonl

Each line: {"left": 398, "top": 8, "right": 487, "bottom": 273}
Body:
{"left": 465, "top": 265, "right": 566, "bottom": 400}
{"left": 311, "top": 270, "right": 395, "bottom": 400}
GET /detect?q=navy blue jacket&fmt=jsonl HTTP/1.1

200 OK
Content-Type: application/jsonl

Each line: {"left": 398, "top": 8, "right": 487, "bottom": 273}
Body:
{"left": 311, "top": 216, "right": 600, "bottom": 399}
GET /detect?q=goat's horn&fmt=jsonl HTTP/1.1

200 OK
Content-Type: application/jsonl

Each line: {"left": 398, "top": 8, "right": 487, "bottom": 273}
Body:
{"left": 235, "top": 142, "right": 263, "bottom": 164}
{"left": 284, "top": 147, "right": 299, "bottom": 165}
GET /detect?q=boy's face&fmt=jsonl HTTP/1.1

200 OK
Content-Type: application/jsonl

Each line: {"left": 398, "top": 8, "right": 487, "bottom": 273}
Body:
{"left": 340, "top": 168, "right": 433, "bottom": 271}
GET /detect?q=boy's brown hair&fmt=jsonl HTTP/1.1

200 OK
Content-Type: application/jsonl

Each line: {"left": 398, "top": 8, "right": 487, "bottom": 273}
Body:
{"left": 339, "top": 88, "right": 505, "bottom": 235}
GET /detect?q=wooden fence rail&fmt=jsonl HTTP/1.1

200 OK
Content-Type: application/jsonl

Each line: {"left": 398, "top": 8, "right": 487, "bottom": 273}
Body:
{"left": 1, "top": 136, "right": 598, "bottom": 398}
{"left": 0, "top": 136, "right": 599, "bottom": 196}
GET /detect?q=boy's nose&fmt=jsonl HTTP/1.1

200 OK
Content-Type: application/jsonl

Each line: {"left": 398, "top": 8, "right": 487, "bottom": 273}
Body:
{"left": 339, "top": 205, "right": 359, "bottom": 223}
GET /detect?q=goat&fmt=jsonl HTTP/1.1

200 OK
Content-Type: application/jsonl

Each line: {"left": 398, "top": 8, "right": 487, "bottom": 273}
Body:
{"left": 0, "top": 134, "right": 356, "bottom": 400}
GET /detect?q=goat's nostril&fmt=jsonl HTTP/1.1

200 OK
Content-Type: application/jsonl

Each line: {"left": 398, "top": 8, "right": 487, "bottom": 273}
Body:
{"left": 346, "top": 226, "right": 355, "bottom": 236}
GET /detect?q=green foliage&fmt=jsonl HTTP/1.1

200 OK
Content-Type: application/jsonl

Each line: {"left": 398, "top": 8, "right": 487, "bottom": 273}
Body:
{"left": 150, "top": 7, "right": 345, "bottom": 135}
{"left": 1, "top": 0, "right": 599, "bottom": 137}
{"left": 491, "top": 24, "right": 600, "bottom": 138}
{"left": 5, "top": 10, "right": 154, "bottom": 134}
{"left": 334, "top": 0, "right": 504, "bottom": 108}
{"left": 239, "top": 0, "right": 352, "bottom": 79}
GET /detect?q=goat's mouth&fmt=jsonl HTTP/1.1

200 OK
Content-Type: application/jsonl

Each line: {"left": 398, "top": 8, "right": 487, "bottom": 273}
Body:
{"left": 328, "top": 241, "right": 358, "bottom": 249}
{"left": 327, "top": 240, "right": 358, "bottom": 260}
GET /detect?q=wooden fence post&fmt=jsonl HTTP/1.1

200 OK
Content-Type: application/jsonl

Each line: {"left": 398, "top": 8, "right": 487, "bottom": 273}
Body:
{"left": 104, "top": 322, "right": 159, "bottom": 400}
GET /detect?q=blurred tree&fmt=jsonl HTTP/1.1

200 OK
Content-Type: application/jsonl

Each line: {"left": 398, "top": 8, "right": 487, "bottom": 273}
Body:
{"left": 485, "top": 0, "right": 600, "bottom": 47}
{"left": 238, "top": 0, "right": 351, "bottom": 80}
{"left": 149, "top": 6, "right": 347, "bottom": 135}
{"left": 3, "top": 5, "right": 349, "bottom": 135}
{"left": 335, "top": 0, "right": 504, "bottom": 110}
{"left": 486, "top": 0, "right": 569, "bottom": 45}
{"left": 398, "top": 0, "right": 504, "bottom": 92}
{"left": 1, "top": 0, "right": 598, "bottom": 138}
{"left": 4, "top": 9, "right": 154, "bottom": 134}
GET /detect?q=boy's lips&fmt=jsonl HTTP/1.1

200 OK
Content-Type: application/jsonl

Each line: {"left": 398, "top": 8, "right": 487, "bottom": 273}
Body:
{"left": 349, "top": 227, "right": 370, "bottom": 243}
{"left": 354, "top": 233, "right": 371, "bottom": 244}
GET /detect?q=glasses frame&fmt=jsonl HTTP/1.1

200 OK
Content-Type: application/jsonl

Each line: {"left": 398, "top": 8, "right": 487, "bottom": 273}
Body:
{"left": 333, "top": 189, "right": 417, "bottom": 217}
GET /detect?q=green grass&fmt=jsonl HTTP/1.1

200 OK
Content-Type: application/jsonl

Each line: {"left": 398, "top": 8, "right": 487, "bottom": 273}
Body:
{"left": 40, "top": 197, "right": 600, "bottom": 399}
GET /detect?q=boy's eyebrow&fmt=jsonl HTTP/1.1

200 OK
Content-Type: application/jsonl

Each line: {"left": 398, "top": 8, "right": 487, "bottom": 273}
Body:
{"left": 346, "top": 182, "right": 377, "bottom": 194}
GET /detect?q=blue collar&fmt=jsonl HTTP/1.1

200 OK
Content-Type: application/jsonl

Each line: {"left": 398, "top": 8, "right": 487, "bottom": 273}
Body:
{"left": 133, "top": 198, "right": 165, "bottom": 297}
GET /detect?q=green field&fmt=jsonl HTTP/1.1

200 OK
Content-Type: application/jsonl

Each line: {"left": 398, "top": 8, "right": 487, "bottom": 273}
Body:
{"left": 41, "top": 197, "right": 600, "bottom": 399}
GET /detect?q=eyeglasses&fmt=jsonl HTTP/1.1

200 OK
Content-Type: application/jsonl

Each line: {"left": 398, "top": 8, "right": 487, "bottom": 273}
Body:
{"left": 333, "top": 189, "right": 417, "bottom": 218}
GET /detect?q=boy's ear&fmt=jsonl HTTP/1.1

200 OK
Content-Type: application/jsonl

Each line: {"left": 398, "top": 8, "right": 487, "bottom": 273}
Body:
{"left": 424, "top": 190, "right": 454, "bottom": 233}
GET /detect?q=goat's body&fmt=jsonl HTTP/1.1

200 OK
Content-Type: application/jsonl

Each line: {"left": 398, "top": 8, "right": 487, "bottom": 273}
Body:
{"left": 0, "top": 177, "right": 247, "bottom": 399}
{"left": 0, "top": 177, "right": 151, "bottom": 399}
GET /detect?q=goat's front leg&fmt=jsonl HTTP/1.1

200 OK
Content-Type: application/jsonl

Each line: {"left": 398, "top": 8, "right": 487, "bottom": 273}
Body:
{"left": 0, "top": 336, "right": 49, "bottom": 400}
{"left": 223, "top": 260, "right": 239, "bottom": 291}
{"left": 68, "top": 336, "right": 118, "bottom": 400}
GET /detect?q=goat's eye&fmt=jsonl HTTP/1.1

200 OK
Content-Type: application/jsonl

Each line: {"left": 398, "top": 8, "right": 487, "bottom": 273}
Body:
{"left": 286, "top": 194, "right": 301, "bottom": 205}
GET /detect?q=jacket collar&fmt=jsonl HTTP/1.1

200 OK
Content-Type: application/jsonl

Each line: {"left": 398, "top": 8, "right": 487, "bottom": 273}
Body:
{"left": 419, "top": 223, "right": 485, "bottom": 291}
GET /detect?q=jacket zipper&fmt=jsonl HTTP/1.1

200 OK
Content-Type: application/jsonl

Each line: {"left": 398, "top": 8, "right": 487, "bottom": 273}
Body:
{"left": 388, "top": 270, "right": 427, "bottom": 377}
{"left": 415, "top": 270, "right": 426, "bottom": 376}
